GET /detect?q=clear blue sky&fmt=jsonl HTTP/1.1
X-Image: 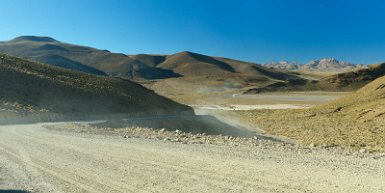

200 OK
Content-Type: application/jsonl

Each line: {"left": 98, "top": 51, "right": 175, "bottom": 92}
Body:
{"left": 1, "top": 0, "right": 385, "bottom": 64}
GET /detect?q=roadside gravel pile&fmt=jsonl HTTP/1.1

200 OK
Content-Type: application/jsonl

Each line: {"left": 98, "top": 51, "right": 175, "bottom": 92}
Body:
{"left": 45, "top": 122, "right": 385, "bottom": 159}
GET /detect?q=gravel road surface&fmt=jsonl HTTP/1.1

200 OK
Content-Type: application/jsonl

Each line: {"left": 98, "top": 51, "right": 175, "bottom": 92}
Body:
{"left": 0, "top": 123, "right": 384, "bottom": 193}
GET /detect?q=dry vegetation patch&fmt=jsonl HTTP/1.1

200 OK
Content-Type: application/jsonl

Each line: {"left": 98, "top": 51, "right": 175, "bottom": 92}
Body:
{"left": 227, "top": 108, "right": 385, "bottom": 152}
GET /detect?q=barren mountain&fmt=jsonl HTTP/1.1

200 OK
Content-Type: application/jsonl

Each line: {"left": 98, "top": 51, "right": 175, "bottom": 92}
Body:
{"left": 135, "top": 51, "right": 310, "bottom": 101}
{"left": 265, "top": 58, "right": 365, "bottom": 72}
{"left": 264, "top": 60, "right": 300, "bottom": 70}
{"left": 5, "top": 36, "right": 379, "bottom": 96}
{"left": 302, "top": 58, "right": 365, "bottom": 72}
{"left": 1, "top": 36, "right": 307, "bottom": 84}
{"left": 0, "top": 36, "right": 179, "bottom": 80}
{"left": 134, "top": 51, "right": 304, "bottom": 81}
{"left": 0, "top": 53, "right": 193, "bottom": 124}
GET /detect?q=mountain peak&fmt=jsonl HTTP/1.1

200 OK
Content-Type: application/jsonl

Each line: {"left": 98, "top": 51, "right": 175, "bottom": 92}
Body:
{"left": 319, "top": 58, "right": 338, "bottom": 63}
{"left": 11, "top": 36, "right": 58, "bottom": 42}
{"left": 176, "top": 51, "right": 199, "bottom": 56}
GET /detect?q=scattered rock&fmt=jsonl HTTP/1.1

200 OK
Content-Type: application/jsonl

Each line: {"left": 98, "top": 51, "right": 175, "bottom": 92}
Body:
{"left": 123, "top": 135, "right": 129, "bottom": 138}
{"left": 163, "top": 138, "right": 170, "bottom": 141}
{"left": 173, "top": 138, "right": 181, "bottom": 142}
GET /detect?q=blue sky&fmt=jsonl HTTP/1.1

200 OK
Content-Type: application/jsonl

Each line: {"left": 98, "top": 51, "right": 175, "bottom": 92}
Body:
{"left": 1, "top": 0, "right": 385, "bottom": 64}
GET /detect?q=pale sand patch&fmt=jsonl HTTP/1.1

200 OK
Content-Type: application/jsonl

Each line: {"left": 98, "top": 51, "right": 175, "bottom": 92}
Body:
{"left": 192, "top": 104, "right": 312, "bottom": 111}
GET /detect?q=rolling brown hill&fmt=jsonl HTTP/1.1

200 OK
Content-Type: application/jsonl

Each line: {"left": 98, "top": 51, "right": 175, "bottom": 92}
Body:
{"left": 135, "top": 51, "right": 311, "bottom": 102}
{"left": 128, "top": 54, "right": 167, "bottom": 67}
{"left": 0, "top": 37, "right": 305, "bottom": 83}
{"left": 0, "top": 36, "right": 180, "bottom": 80}
{"left": 0, "top": 53, "right": 193, "bottom": 123}
{"left": 7, "top": 36, "right": 381, "bottom": 96}
{"left": 135, "top": 51, "right": 303, "bottom": 81}
{"left": 157, "top": 51, "right": 236, "bottom": 76}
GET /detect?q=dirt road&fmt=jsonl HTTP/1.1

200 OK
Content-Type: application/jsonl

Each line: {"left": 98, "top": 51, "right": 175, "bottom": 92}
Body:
{"left": 0, "top": 123, "right": 384, "bottom": 193}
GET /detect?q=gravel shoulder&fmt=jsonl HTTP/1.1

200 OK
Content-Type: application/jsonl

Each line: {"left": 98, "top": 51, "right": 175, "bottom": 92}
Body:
{"left": 0, "top": 123, "right": 384, "bottom": 193}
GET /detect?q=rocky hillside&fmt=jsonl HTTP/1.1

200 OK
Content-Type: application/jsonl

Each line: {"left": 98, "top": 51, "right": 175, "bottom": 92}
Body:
{"left": 0, "top": 53, "right": 193, "bottom": 123}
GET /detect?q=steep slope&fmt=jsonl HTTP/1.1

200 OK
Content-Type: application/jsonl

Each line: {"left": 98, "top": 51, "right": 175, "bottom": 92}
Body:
{"left": 0, "top": 53, "right": 193, "bottom": 123}
{"left": 0, "top": 36, "right": 180, "bottom": 80}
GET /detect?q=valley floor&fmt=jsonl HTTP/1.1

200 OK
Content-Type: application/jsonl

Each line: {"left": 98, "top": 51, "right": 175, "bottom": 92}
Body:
{"left": 0, "top": 123, "right": 384, "bottom": 193}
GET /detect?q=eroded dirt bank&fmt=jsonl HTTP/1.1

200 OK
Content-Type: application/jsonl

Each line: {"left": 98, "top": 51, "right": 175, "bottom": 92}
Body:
{"left": 0, "top": 123, "right": 384, "bottom": 193}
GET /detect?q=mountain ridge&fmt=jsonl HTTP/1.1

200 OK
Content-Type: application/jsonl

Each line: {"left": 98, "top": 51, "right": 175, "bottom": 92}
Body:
{"left": 0, "top": 36, "right": 306, "bottom": 84}
{"left": 0, "top": 36, "right": 181, "bottom": 80}
{"left": 264, "top": 58, "right": 366, "bottom": 72}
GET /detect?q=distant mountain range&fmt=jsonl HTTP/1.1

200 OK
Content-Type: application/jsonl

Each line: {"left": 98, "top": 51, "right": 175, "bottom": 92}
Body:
{"left": 0, "top": 36, "right": 305, "bottom": 83}
{"left": 0, "top": 36, "right": 382, "bottom": 95}
{"left": 264, "top": 58, "right": 366, "bottom": 72}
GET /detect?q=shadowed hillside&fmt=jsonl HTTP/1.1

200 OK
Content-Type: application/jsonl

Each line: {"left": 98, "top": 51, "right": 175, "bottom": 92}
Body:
{"left": 128, "top": 54, "right": 167, "bottom": 67}
{"left": 242, "top": 63, "right": 385, "bottom": 94}
{"left": 0, "top": 53, "right": 193, "bottom": 123}
{"left": 316, "top": 63, "right": 385, "bottom": 91}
